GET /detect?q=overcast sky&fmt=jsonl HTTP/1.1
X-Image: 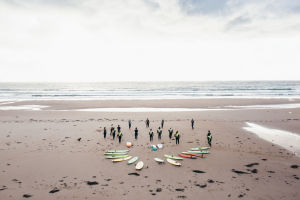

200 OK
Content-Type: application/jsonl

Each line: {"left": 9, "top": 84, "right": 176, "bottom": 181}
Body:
{"left": 1, "top": 0, "right": 300, "bottom": 82}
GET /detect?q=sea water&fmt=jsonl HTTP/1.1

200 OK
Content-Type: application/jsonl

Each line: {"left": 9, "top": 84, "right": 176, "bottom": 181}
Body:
{"left": 0, "top": 81, "right": 300, "bottom": 101}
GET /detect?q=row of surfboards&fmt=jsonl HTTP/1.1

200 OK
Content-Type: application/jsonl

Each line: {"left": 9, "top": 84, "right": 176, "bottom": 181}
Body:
{"left": 104, "top": 146, "right": 210, "bottom": 168}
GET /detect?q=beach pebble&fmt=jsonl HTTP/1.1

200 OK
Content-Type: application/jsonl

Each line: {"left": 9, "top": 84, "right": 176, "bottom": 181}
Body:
{"left": 87, "top": 181, "right": 99, "bottom": 185}
{"left": 23, "top": 194, "right": 32, "bottom": 198}
{"left": 49, "top": 188, "right": 60, "bottom": 193}
{"left": 290, "top": 165, "right": 298, "bottom": 169}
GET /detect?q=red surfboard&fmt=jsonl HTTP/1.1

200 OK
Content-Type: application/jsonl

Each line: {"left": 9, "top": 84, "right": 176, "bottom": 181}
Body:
{"left": 178, "top": 154, "right": 197, "bottom": 159}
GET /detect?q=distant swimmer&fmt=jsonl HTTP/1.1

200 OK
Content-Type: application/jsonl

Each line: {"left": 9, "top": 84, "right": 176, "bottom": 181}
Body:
{"left": 191, "top": 119, "right": 194, "bottom": 129}
{"left": 157, "top": 127, "right": 162, "bottom": 140}
{"left": 112, "top": 129, "right": 116, "bottom": 140}
{"left": 207, "top": 130, "right": 212, "bottom": 147}
{"left": 161, "top": 119, "right": 164, "bottom": 128}
{"left": 117, "top": 125, "right": 121, "bottom": 132}
{"left": 103, "top": 127, "right": 107, "bottom": 139}
{"left": 117, "top": 131, "right": 123, "bottom": 143}
{"left": 175, "top": 131, "right": 180, "bottom": 144}
{"left": 149, "top": 129, "right": 154, "bottom": 141}
{"left": 146, "top": 118, "right": 150, "bottom": 128}
{"left": 134, "top": 127, "right": 138, "bottom": 140}
{"left": 128, "top": 120, "right": 132, "bottom": 129}
{"left": 110, "top": 124, "right": 114, "bottom": 135}
{"left": 168, "top": 128, "right": 173, "bottom": 139}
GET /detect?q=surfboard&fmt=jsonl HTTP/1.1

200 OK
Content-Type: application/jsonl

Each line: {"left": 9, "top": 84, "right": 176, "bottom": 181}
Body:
{"left": 188, "top": 150, "right": 210, "bottom": 154}
{"left": 106, "top": 150, "right": 129, "bottom": 153}
{"left": 112, "top": 156, "right": 132, "bottom": 162}
{"left": 181, "top": 152, "right": 203, "bottom": 157}
{"left": 167, "top": 158, "right": 181, "bottom": 166}
{"left": 126, "top": 142, "right": 132, "bottom": 148}
{"left": 104, "top": 152, "right": 128, "bottom": 155}
{"left": 190, "top": 147, "right": 210, "bottom": 151}
{"left": 154, "top": 158, "right": 164, "bottom": 163}
{"left": 164, "top": 154, "right": 183, "bottom": 160}
{"left": 157, "top": 144, "right": 163, "bottom": 149}
{"left": 128, "top": 156, "right": 138, "bottom": 165}
{"left": 135, "top": 161, "right": 144, "bottom": 170}
{"left": 178, "top": 154, "right": 197, "bottom": 159}
{"left": 151, "top": 145, "right": 157, "bottom": 151}
{"left": 105, "top": 155, "right": 129, "bottom": 159}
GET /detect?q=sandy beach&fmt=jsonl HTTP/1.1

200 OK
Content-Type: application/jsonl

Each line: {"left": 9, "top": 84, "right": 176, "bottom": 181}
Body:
{"left": 0, "top": 98, "right": 300, "bottom": 200}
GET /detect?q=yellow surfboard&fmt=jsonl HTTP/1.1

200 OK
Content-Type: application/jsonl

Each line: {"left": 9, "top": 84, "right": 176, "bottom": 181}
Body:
{"left": 112, "top": 156, "right": 132, "bottom": 162}
{"left": 167, "top": 158, "right": 181, "bottom": 166}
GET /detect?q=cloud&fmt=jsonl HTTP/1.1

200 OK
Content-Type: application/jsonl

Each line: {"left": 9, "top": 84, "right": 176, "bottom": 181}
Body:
{"left": 0, "top": 0, "right": 300, "bottom": 81}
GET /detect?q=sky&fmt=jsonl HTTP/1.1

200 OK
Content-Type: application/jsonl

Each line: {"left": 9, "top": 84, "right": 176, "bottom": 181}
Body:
{"left": 0, "top": 0, "right": 300, "bottom": 82}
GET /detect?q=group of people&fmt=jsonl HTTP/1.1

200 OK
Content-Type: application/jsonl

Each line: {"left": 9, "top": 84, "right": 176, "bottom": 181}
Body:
{"left": 102, "top": 118, "right": 213, "bottom": 146}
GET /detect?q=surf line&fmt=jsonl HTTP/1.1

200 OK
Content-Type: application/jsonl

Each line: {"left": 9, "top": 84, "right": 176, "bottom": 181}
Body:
{"left": 244, "top": 122, "right": 300, "bottom": 157}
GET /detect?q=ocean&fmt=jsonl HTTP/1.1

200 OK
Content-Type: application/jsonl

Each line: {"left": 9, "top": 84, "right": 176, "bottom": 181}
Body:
{"left": 0, "top": 81, "right": 300, "bottom": 101}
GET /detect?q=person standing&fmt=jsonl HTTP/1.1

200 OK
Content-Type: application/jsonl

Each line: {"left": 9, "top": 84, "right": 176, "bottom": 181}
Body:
{"left": 207, "top": 130, "right": 212, "bottom": 147}
{"left": 175, "top": 131, "right": 180, "bottom": 144}
{"left": 168, "top": 128, "right": 173, "bottom": 139}
{"left": 103, "top": 127, "right": 107, "bottom": 139}
{"left": 117, "top": 125, "right": 121, "bottom": 133}
{"left": 117, "top": 131, "right": 123, "bottom": 143}
{"left": 149, "top": 129, "right": 154, "bottom": 141}
{"left": 134, "top": 127, "right": 138, "bottom": 140}
{"left": 161, "top": 119, "right": 164, "bottom": 128}
{"left": 191, "top": 119, "right": 194, "bottom": 129}
{"left": 112, "top": 129, "right": 116, "bottom": 140}
{"left": 146, "top": 118, "right": 150, "bottom": 128}
{"left": 157, "top": 127, "right": 162, "bottom": 140}
{"left": 128, "top": 120, "right": 132, "bottom": 129}
{"left": 110, "top": 124, "right": 114, "bottom": 135}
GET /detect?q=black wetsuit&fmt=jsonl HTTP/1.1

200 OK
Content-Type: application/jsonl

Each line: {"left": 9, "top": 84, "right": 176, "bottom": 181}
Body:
{"left": 118, "top": 132, "right": 122, "bottom": 143}
{"left": 112, "top": 130, "right": 116, "bottom": 140}
{"left": 134, "top": 128, "right": 138, "bottom": 140}
{"left": 157, "top": 129, "right": 162, "bottom": 140}
{"left": 103, "top": 128, "right": 107, "bottom": 138}
{"left": 207, "top": 132, "right": 212, "bottom": 147}
{"left": 128, "top": 120, "right": 131, "bottom": 129}
{"left": 191, "top": 119, "right": 194, "bottom": 129}
{"left": 149, "top": 131, "right": 153, "bottom": 141}
{"left": 110, "top": 127, "right": 114, "bottom": 135}
{"left": 175, "top": 133, "right": 180, "bottom": 144}
{"left": 168, "top": 129, "right": 173, "bottom": 139}
{"left": 161, "top": 120, "right": 164, "bottom": 128}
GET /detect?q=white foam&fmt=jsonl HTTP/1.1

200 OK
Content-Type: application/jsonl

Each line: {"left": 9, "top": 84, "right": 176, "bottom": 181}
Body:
{"left": 0, "top": 101, "right": 15, "bottom": 105}
{"left": 226, "top": 103, "right": 300, "bottom": 109}
{"left": 0, "top": 105, "right": 48, "bottom": 111}
{"left": 75, "top": 107, "right": 229, "bottom": 112}
{"left": 244, "top": 122, "right": 300, "bottom": 157}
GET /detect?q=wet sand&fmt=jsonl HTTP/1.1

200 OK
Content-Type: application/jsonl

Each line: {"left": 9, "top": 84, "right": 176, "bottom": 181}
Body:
{"left": 0, "top": 98, "right": 300, "bottom": 200}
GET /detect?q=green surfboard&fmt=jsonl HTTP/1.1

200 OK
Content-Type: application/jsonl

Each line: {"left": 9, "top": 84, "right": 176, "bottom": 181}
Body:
{"left": 187, "top": 150, "right": 210, "bottom": 154}
{"left": 104, "top": 152, "right": 128, "bottom": 155}
{"left": 128, "top": 156, "right": 138, "bottom": 164}
{"left": 164, "top": 154, "right": 183, "bottom": 160}
{"left": 189, "top": 147, "right": 210, "bottom": 151}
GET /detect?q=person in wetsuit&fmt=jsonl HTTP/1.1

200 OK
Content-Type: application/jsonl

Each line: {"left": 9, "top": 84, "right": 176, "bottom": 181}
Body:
{"left": 117, "top": 131, "right": 123, "bottom": 143}
{"left": 157, "top": 127, "right": 162, "bottom": 140}
{"left": 207, "top": 130, "right": 212, "bottom": 147}
{"left": 103, "top": 127, "right": 107, "bottom": 139}
{"left": 149, "top": 129, "right": 154, "bottom": 141}
{"left": 134, "top": 127, "right": 138, "bottom": 140}
{"left": 191, "top": 119, "right": 194, "bottom": 129}
{"left": 175, "top": 131, "right": 180, "bottom": 144}
{"left": 168, "top": 128, "right": 173, "bottom": 139}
